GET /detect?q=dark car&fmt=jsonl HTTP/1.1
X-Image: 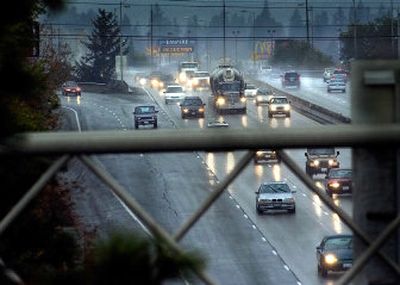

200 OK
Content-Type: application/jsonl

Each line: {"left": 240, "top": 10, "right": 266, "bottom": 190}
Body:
{"left": 281, "top": 71, "right": 300, "bottom": 88}
{"left": 305, "top": 148, "right": 340, "bottom": 177}
{"left": 254, "top": 149, "right": 280, "bottom": 164}
{"left": 325, "top": 168, "right": 352, "bottom": 197}
{"left": 62, "top": 81, "right": 81, "bottom": 96}
{"left": 180, "top": 96, "right": 205, "bottom": 119}
{"left": 316, "top": 234, "right": 353, "bottom": 277}
{"left": 133, "top": 105, "right": 158, "bottom": 129}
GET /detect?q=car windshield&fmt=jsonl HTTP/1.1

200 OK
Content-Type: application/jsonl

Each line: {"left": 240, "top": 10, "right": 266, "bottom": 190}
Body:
{"left": 259, "top": 183, "right": 290, "bottom": 194}
{"left": 284, "top": 72, "right": 298, "bottom": 79}
{"left": 246, "top": 84, "right": 256, "bottom": 89}
{"left": 330, "top": 80, "right": 345, "bottom": 84}
{"left": 328, "top": 169, "right": 352, "bottom": 178}
{"left": 334, "top": 69, "right": 347, "bottom": 75}
{"left": 220, "top": 82, "right": 240, "bottom": 91}
{"left": 166, "top": 87, "right": 183, "bottom": 93}
{"left": 307, "top": 148, "right": 335, "bottom": 155}
{"left": 324, "top": 236, "right": 353, "bottom": 250}
{"left": 270, "top": 97, "right": 288, "bottom": 104}
{"left": 194, "top": 72, "right": 209, "bottom": 77}
{"left": 182, "top": 99, "right": 203, "bottom": 106}
{"left": 181, "top": 62, "right": 198, "bottom": 69}
{"left": 64, "top": 81, "right": 78, "bottom": 87}
{"left": 135, "top": 106, "right": 155, "bottom": 114}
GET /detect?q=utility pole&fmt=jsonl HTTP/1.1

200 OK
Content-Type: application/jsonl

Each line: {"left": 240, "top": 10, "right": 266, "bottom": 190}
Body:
{"left": 352, "top": 0, "right": 358, "bottom": 59}
{"left": 119, "top": 1, "right": 123, "bottom": 81}
{"left": 352, "top": 60, "right": 400, "bottom": 284}
{"left": 150, "top": 4, "right": 153, "bottom": 67}
{"left": 305, "top": 0, "right": 310, "bottom": 44}
{"left": 223, "top": 0, "right": 226, "bottom": 64}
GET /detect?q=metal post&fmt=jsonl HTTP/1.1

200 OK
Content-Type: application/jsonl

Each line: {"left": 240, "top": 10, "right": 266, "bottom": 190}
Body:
{"left": 352, "top": 60, "right": 400, "bottom": 284}
{"left": 252, "top": 12, "right": 255, "bottom": 68}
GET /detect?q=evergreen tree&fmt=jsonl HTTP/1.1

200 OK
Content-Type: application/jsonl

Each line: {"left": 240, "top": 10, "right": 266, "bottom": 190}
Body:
{"left": 288, "top": 8, "right": 304, "bottom": 37}
{"left": 75, "top": 9, "right": 128, "bottom": 82}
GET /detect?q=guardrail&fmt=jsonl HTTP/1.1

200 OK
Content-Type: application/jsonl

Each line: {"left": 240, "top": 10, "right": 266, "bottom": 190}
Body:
{"left": 252, "top": 78, "right": 351, "bottom": 124}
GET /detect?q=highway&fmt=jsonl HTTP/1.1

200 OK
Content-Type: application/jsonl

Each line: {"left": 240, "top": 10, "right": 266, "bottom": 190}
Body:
{"left": 59, "top": 71, "right": 353, "bottom": 285}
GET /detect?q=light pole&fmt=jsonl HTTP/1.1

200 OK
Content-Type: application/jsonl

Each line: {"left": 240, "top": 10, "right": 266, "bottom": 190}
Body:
{"left": 352, "top": 0, "right": 358, "bottom": 59}
{"left": 223, "top": 0, "right": 226, "bottom": 63}
{"left": 232, "top": 30, "right": 240, "bottom": 63}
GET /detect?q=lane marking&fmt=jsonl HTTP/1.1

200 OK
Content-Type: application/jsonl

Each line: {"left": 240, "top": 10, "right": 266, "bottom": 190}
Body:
{"left": 62, "top": 106, "right": 82, "bottom": 132}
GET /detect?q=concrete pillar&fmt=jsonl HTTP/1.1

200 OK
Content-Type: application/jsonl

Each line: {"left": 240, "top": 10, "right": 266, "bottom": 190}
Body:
{"left": 352, "top": 60, "right": 400, "bottom": 284}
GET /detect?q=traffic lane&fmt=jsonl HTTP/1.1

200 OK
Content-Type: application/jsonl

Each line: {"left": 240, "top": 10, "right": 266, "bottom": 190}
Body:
{"left": 63, "top": 90, "right": 301, "bottom": 284}
{"left": 145, "top": 87, "right": 354, "bottom": 284}
{"left": 258, "top": 74, "right": 351, "bottom": 118}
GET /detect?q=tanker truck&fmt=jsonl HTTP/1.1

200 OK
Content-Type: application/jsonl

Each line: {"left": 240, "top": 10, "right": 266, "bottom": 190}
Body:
{"left": 209, "top": 64, "right": 246, "bottom": 114}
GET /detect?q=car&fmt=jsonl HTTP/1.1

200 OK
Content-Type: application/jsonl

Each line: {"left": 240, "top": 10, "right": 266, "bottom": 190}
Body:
{"left": 305, "top": 148, "right": 340, "bottom": 177}
{"left": 281, "top": 71, "right": 300, "bottom": 88}
{"left": 255, "top": 181, "right": 296, "bottom": 214}
{"left": 62, "top": 81, "right": 81, "bottom": 96}
{"left": 148, "top": 71, "right": 174, "bottom": 91}
{"left": 323, "top": 67, "right": 335, "bottom": 82}
{"left": 330, "top": 69, "right": 348, "bottom": 83}
{"left": 316, "top": 234, "right": 353, "bottom": 277}
{"left": 325, "top": 168, "right": 352, "bottom": 197}
{"left": 180, "top": 96, "right": 206, "bottom": 119}
{"left": 327, "top": 79, "right": 346, "bottom": 93}
{"left": 188, "top": 70, "right": 210, "bottom": 91}
{"left": 255, "top": 88, "right": 274, "bottom": 106}
{"left": 244, "top": 83, "right": 258, "bottom": 97}
{"left": 254, "top": 149, "right": 280, "bottom": 164}
{"left": 268, "top": 96, "right": 291, "bottom": 118}
{"left": 133, "top": 105, "right": 158, "bottom": 129}
{"left": 163, "top": 85, "right": 185, "bottom": 104}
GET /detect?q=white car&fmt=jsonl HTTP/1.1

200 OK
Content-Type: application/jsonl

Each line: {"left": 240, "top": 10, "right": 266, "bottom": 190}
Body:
{"left": 255, "top": 181, "right": 296, "bottom": 214}
{"left": 327, "top": 79, "right": 346, "bottom": 93}
{"left": 268, "top": 96, "right": 291, "bottom": 118}
{"left": 244, "top": 83, "right": 258, "bottom": 97}
{"left": 163, "top": 85, "right": 185, "bottom": 104}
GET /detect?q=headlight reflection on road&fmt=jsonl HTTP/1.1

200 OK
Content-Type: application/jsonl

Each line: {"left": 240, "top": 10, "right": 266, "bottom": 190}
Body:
{"left": 284, "top": 117, "right": 290, "bottom": 127}
{"left": 257, "top": 106, "right": 264, "bottom": 122}
{"left": 76, "top": 96, "right": 81, "bottom": 105}
{"left": 241, "top": 115, "right": 248, "bottom": 128}
{"left": 272, "top": 164, "right": 281, "bottom": 181}
{"left": 198, "top": 118, "right": 204, "bottom": 129}
{"left": 332, "top": 213, "right": 343, "bottom": 233}
{"left": 206, "top": 152, "right": 216, "bottom": 174}
{"left": 270, "top": 118, "right": 278, "bottom": 128}
{"left": 254, "top": 164, "right": 263, "bottom": 179}
{"left": 312, "top": 194, "right": 322, "bottom": 217}
{"left": 226, "top": 152, "right": 235, "bottom": 174}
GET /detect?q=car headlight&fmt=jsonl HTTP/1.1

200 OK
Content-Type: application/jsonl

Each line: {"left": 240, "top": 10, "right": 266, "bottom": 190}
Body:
{"left": 198, "top": 107, "right": 205, "bottom": 112}
{"left": 310, "top": 160, "right": 320, "bottom": 167}
{"left": 179, "top": 72, "right": 186, "bottom": 82}
{"left": 256, "top": 96, "right": 262, "bottom": 101}
{"left": 217, "top": 97, "right": 225, "bottom": 105}
{"left": 256, "top": 151, "right": 263, "bottom": 156}
{"left": 270, "top": 105, "right": 277, "bottom": 111}
{"left": 240, "top": 97, "right": 246, "bottom": 103}
{"left": 183, "top": 108, "right": 189, "bottom": 113}
{"left": 324, "top": 254, "right": 338, "bottom": 265}
{"left": 139, "top": 78, "right": 147, "bottom": 86}
{"left": 328, "top": 159, "right": 338, "bottom": 166}
{"left": 193, "top": 78, "right": 199, "bottom": 85}
{"left": 284, "top": 105, "right": 290, "bottom": 111}
{"left": 159, "top": 82, "right": 164, "bottom": 88}
{"left": 329, "top": 182, "right": 340, "bottom": 188}
{"left": 284, "top": 197, "right": 295, "bottom": 203}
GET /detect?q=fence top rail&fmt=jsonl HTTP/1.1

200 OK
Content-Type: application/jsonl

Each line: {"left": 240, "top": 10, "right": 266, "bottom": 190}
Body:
{"left": 2, "top": 124, "right": 400, "bottom": 155}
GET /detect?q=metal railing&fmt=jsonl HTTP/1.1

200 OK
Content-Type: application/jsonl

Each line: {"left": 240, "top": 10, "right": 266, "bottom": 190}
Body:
{"left": 1, "top": 124, "right": 400, "bottom": 284}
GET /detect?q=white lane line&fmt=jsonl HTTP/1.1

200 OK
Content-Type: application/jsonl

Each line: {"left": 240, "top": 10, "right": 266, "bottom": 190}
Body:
{"left": 244, "top": 214, "right": 248, "bottom": 219}
{"left": 297, "top": 282, "right": 302, "bottom": 285}
{"left": 236, "top": 205, "right": 240, "bottom": 209}
{"left": 261, "top": 237, "right": 266, "bottom": 242}
{"left": 272, "top": 250, "right": 277, "bottom": 255}
{"left": 284, "top": 265, "right": 290, "bottom": 271}
{"left": 62, "top": 106, "right": 81, "bottom": 132}
{"left": 252, "top": 225, "right": 256, "bottom": 229}
{"left": 229, "top": 195, "right": 233, "bottom": 199}
{"left": 302, "top": 193, "right": 307, "bottom": 197}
